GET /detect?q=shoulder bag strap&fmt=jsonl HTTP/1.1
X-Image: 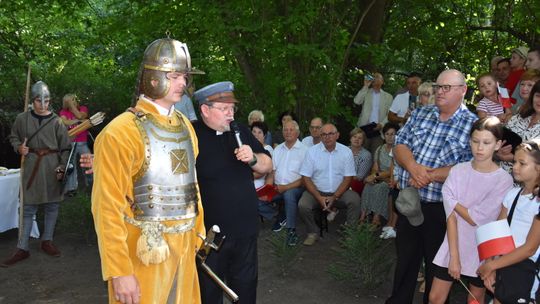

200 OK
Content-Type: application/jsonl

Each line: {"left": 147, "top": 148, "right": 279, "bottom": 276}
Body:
{"left": 506, "top": 188, "right": 523, "bottom": 225}
{"left": 26, "top": 115, "right": 57, "bottom": 144}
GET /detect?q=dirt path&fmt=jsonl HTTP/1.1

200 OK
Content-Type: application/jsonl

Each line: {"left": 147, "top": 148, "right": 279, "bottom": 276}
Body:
{"left": 0, "top": 208, "right": 458, "bottom": 304}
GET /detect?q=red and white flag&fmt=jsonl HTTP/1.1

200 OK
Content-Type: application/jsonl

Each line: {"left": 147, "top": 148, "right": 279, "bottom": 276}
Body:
{"left": 476, "top": 219, "right": 516, "bottom": 261}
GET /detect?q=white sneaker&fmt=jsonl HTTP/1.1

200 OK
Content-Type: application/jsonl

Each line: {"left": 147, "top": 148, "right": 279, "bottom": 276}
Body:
{"left": 382, "top": 228, "right": 396, "bottom": 239}
{"left": 326, "top": 210, "right": 339, "bottom": 222}
{"left": 381, "top": 226, "right": 392, "bottom": 232}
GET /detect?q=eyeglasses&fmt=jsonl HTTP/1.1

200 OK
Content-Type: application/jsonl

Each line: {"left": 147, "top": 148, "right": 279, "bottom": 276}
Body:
{"left": 432, "top": 84, "right": 464, "bottom": 93}
{"left": 309, "top": 125, "right": 322, "bottom": 129}
{"left": 420, "top": 92, "right": 431, "bottom": 97}
{"left": 208, "top": 104, "right": 237, "bottom": 113}
{"left": 321, "top": 132, "right": 337, "bottom": 137}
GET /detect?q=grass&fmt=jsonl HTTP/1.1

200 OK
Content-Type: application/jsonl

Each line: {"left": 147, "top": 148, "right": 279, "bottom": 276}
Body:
{"left": 329, "top": 223, "right": 395, "bottom": 290}
{"left": 56, "top": 191, "right": 96, "bottom": 243}
{"left": 267, "top": 229, "right": 301, "bottom": 277}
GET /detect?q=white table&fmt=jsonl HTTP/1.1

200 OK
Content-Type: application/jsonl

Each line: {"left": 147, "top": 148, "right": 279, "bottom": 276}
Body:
{"left": 0, "top": 171, "right": 40, "bottom": 238}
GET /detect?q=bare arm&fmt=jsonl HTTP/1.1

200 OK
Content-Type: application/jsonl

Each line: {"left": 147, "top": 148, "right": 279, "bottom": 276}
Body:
{"left": 453, "top": 204, "right": 476, "bottom": 226}
{"left": 265, "top": 171, "right": 275, "bottom": 186}
{"left": 496, "top": 143, "right": 514, "bottom": 162}
{"left": 235, "top": 145, "right": 272, "bottom": 175}
{"left": 365, "top": 159, "right": 380, "bottom": 184}
{"left": 394, "top": 144, "right": 431, "bottom": 188}
{"left": 447, "top": 212, "right": 461, "bottom": 280}
{"left": 388, "top": 111, "right": 406, "bottom": 125}
{"left": 333, "top": 176, "right": 352, "bottom": 201}
{"left": 276, "top": 178, "right": 303, "bottom": 193}
{"left": 252, "top": 152, "right": 272, "bottom": 175}
{"left": 478, "top": 217, "right": 540, "bottom": 282}
{"left": 325, "top": 176, "right": 353, "bottom": 211}
{"left": 70, "top": 104, "right": 88, "bottom": 120}
{"left": 427, "top": 166, "right": 452, "bottom": 184}
{"left": 60, "top": 115, "right": 80, "bottom": 126}
{"left": 476, "top": 110, "right": 487, "bottom": 120}
{"left": 302, "top": 176, "right": 326, "bottom": 208}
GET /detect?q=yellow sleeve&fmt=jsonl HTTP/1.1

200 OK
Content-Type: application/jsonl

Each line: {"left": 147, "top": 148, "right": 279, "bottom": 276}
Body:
{"left": 91, "top": 113, "right": 143, "bottom": 280}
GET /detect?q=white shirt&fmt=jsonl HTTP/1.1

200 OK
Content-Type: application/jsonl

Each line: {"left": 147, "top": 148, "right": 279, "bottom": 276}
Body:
{"left": 142, "top": 95, "right": 174, "bottom": 116}
{"left": 273, "top": 139, "right": 308, "bottom": 185}
{"left": 300, "top": 142, "right": 356, "bottom": 193}
{"left": 389, "top": 91, "right": 414, "bottom": 117}
{"left": 369, "top": 91, "right": 380, "bottom": 123}
{"left": 254, "top": 145, "right": 274, "bottom": 189}
{"left": 301, "top": 136, "right": 315, "bottom": 147}
{"left": 502, "top": 187, "right": 540, "bottom": 262}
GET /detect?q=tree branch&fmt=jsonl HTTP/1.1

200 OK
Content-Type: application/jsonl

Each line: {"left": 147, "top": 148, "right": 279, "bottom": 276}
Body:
{"left": 338, "top": 0, "right": 377, "bottom": 79}
{"left": 467, "top": 25, "right": 532, "bottom": 45}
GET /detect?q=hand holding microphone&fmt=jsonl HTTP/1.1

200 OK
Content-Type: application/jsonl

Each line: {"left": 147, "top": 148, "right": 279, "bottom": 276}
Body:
{"left": 230, "top": 121, "right": 257, "bottom": 166}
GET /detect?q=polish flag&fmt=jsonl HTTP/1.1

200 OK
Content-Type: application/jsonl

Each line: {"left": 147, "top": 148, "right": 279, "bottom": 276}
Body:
{"left": 475, "top": 219, "right": 516, "bottom": 261}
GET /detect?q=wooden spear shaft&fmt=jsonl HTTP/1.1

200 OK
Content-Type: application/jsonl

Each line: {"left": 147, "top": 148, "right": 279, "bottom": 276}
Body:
{"left": 18, "top": 64, "right": 31, "bottom": 240}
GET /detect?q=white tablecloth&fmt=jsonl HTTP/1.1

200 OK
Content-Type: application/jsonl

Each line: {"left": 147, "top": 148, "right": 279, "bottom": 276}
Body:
{"left": 0, "top": 172, "right": 40, "bottom": 238}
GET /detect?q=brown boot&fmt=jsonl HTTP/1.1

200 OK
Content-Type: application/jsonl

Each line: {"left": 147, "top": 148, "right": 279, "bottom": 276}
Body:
{"left": 41, "top": 241, "right": 61, "bottom": 257}
{"left": 0, "top": 249, "right": 30, "bottom": 267}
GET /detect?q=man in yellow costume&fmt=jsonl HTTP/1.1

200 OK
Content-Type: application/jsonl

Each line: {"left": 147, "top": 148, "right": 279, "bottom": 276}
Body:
{"left": 92, "top": 38, "right": 205, "bottom": 304}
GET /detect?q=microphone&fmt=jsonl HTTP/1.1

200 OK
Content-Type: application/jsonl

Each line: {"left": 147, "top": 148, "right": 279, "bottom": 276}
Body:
{"left": 229, "top": 121, "right": 243, "bottom": 147}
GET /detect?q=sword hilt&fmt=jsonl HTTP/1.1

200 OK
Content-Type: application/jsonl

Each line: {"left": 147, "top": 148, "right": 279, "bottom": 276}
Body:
{"left": 196, "top": 225, "right": 239, "bottom": 302}
{"left": 197, "top": 225, "right": 224, "bottom": 258}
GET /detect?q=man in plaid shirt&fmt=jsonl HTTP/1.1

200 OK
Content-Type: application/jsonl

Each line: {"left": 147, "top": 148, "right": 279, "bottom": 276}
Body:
{"left": 386, "top": 69, "right": 477, "bottom": 304}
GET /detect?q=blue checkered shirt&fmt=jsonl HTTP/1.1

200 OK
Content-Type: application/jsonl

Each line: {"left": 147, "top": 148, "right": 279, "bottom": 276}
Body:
{"left": 394, "top": 104, "right": 477, "bottom": 202}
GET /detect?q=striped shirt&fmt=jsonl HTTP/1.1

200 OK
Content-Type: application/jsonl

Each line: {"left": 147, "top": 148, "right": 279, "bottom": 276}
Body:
{"left": 394, "top": 104, "right": 477, "bottom": 202}
{"left": 476, "top": 97, "right": 504, "bottom": 116}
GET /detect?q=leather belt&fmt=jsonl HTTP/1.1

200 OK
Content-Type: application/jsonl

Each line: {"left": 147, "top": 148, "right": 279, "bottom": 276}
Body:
{"left": 27, "top": 148, "right": 59, "bottom": 190}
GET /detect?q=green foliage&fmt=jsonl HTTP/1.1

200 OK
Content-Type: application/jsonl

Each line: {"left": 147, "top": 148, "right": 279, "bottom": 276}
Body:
{"left": 267, "top": 230, "right": 301, "bottom": 277}
{"left": 57, "top": 192, "right": 95, "bottom": 243}
{"left": 0, "top": 0, "right": 539, "bottom": 134}
{"left": 329, "top": 223, "right": 394, "bottom": 290}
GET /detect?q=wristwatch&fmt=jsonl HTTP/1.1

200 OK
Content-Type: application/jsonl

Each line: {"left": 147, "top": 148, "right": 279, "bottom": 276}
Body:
{"left": 248, "top": 154, "right": 258, "bottom": 167}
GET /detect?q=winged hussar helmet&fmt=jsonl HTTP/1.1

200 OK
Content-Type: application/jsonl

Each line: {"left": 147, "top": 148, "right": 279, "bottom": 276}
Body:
{"left": 138, "top": 38, "right": 204, "bottom": 100}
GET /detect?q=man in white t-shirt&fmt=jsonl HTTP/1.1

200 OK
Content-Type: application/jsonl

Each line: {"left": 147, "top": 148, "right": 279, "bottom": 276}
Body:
{"left": 298, "top": 123, "right": 361, "bottom": 246}
{"left": 388, "top": 73, "right": 422, "bottom": 126}
{"left": 301, "top": 117, "right": 323, "bottom": 147}
{"left": 353, "top": 73, "right": 393, "bottom": 154}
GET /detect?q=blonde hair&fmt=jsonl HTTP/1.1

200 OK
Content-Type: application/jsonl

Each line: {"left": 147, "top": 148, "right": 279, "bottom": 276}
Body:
{"left": 417, "top": 81, "right": 435, "bottom": 105}
{"left": 349, "top": 127, "right": 365, "bottom": 139}
{"left": 62, "top": 94, "right": 77, "bottom": 109}
{"left": 248, "top": 110, "right": 264, "bottom": 125}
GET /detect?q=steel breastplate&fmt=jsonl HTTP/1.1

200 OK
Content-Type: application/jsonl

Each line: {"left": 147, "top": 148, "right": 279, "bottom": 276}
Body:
{"left": 132, "top": 111, "right": 198, "bottom": 221}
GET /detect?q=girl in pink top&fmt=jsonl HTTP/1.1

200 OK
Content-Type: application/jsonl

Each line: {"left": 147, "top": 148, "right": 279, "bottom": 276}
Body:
{"left": 429, "top": 117, "right": 513, "bottom": 304}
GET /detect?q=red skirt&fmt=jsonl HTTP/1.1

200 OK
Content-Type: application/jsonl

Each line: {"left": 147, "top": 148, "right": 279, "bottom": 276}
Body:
{"left": 351, "top": 179, "right": 365, "bottom": 196}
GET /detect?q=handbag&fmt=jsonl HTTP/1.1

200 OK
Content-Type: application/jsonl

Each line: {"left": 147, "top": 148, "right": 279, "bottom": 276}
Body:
{"left": 359, "top": 122, "right": 380, "bottom": 139}
{"left": 494, "top": 188, "right": 540, "bottom": 303}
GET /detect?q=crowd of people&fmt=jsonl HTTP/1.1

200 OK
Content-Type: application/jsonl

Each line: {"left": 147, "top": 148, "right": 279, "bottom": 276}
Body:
{"left": 1, "top": 37, "right": 539, "bottom": 304}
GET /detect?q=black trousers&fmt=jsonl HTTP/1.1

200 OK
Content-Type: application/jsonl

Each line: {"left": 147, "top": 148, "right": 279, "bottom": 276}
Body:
{"left": 198, "top": 234, "right": 258, "bottom": 304}
{"left": 386, "top": 202, "right": 448, "bottom": 304}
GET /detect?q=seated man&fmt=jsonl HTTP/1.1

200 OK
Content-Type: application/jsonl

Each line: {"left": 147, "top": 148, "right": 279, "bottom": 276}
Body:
{"left": 301, "top": 117, "right": 323, "bottom": 147}
{"left": 266, "top": 120, "right": 308, "bottom": 246}
{"left": 298, "top": 123, "right": 361, "bottom": 246}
